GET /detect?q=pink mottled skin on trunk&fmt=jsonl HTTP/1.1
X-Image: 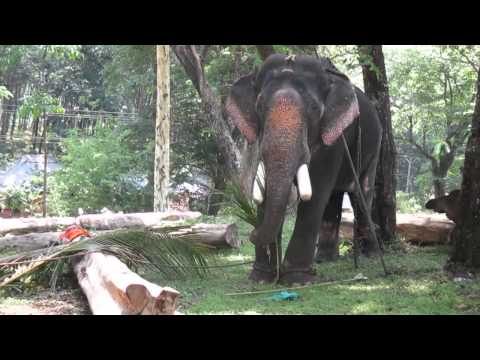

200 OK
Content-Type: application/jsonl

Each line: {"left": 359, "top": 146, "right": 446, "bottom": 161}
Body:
{"left": 252, "top": 90, "right": 304, "bottom": 246}
{"left": 264, "top": 92, "right": 303, "bottom": 165}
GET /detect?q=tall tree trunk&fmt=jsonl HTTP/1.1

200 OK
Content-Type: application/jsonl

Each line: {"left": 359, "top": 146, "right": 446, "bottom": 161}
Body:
{"left": 154, "top": 45, "right": 170, "bottom": 212}
{"left": 448, "top": 68, "right": 480, "bottom": 270}
{"left": 9, "top": 85, "right": 18, "bottom": 138}
{"left": 432, "top": 161, "right": 448, "bottom": 198}
{"left": 32, "top": 117, "right": 40, "bottom": 153}
{"left": 0, "top": 100, "right": 10, "bottom": 135}
{"left": 358, "top": 45, "right": 397, "bottom": 243}
{"left": 0, "top": 99, "right": 3, "bottom": 135}
{"left": 256, "top": 45, "right": 276, "bottom": 61}
{"left": 172, "top": 45, "right": 241, "bottom": 181}
{"left": 208, "top": 152, "right": 227, "bottom": 216}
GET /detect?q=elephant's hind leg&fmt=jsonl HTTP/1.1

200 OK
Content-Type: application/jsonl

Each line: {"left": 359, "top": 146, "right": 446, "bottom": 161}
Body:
{"left": 315, "top": 192, "right": 343, "bottom": 263}
{"left": 349, "top": 170, "right": 381, "bottom": 257}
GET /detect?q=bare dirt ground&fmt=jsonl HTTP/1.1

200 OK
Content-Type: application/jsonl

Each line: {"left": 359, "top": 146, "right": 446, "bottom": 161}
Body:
{"left": 0, "top": 289, "right": 90, "bottom": 315}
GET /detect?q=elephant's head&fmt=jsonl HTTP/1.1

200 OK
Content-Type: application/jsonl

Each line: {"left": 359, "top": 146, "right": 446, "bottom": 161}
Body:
{"left": 225, "top": 54, "right": 359, "bottom": 245}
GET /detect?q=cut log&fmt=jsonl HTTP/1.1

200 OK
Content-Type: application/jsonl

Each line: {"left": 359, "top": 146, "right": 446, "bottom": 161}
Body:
{"left": 0, "top": 211, "right": 202, "bottom": 236}
{"left": 0, "top": 232, "right": 60, "bottom": 251}
{"left": 167, "top": 223, "right": 241, "bottom": 248}
{"left": 395, "top": 214, "right": 454, "bottom": 245}
{"left": 0, "top": 217, "right": 75, "bottom": 237}
{"left": 340, "top": 212, "right": 454, "bottom": 245}
{"left": 72, "top": 252, "right": 181, "bottom": 315}
{"left": 0, "top": 223, "right": 240, "bottom": 251}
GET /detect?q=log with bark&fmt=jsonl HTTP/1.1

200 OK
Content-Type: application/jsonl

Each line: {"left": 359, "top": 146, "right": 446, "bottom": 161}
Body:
{"left": 341, "top": 212, "right": 454, "bottom": 245}
{"left": 72, "top": 252, "right": 181, "bottom": 315}
{"left": 0, "top": 223, "right": 241, "bottom": 251}
{"left": 0, "top": 211, "right": 202, "bottom": 237}
{"left": 168, "top": 223, "right": 241, "bottom": 248}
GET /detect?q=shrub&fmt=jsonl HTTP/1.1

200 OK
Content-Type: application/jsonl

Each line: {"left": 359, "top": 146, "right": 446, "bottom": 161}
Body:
{"left": 396, "top": 191, "right": 424, "bottom": 213}
{"left": 49, "top": 126, "right": 151, "bottom": 216}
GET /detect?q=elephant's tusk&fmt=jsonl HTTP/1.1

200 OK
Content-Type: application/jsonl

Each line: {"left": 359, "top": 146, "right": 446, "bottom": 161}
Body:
{"left": 252, "top": 161, "right": 265, "bottom": 204}
{"left": 296, "top": 164, "right": 312, "bottom": 201}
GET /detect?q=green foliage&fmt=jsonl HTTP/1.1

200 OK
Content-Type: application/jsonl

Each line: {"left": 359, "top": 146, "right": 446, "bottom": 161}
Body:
{"left": 433, "top": 141, "right": 451, "bottom": 161}
{"left": 396, "top": 191, "right": 423, "bottom": 213}
{"left": 386, "top": 45, "right": 477, "bottom": 200}
{"left": 222, "top": 182, "right": 258, "bottom": 228}
{"left": 19, "top": 91, "right": 64, "bottom": 120}
{"left": 0, "top": 85, "right": 13, "bottom": 99}
{"left": 44, "top": 45, "right": 82, "bottom": 61}
{"left": 49, "top": 125, "right": 150, "bottom": 215}
{"left": 0, "top": 185, "right": 41, "bottom": 214}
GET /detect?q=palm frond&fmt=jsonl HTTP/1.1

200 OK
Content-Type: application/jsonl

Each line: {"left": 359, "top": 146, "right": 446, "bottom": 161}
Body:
{"left": 0, "top": 227, "right": 217, "bottom": 290}
{"left": 222, "top": 181, "right": 259, "bottom": 227}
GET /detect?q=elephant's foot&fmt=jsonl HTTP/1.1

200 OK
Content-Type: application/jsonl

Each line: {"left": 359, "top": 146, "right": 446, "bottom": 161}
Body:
{"left": 355, "top": 226, "right": 382, "bottom": 258}
{"left": 249, "top": 267, "right": 277, "bottom": 284}
{"left": 279, "top": 269, "right": 318, "bottom": 286}
{"left": 357, "top": 236, "right": 382, "bottom": 258}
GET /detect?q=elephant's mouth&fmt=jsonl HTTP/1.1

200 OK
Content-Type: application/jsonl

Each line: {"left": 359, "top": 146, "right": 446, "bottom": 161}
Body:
{"left": 252, "top": 161, "right": 312, "bottom": 205}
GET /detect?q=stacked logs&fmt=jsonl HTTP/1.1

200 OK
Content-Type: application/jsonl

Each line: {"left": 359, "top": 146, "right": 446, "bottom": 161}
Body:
{"left": 0, "top": 211, "right": 241, "bottom": 315}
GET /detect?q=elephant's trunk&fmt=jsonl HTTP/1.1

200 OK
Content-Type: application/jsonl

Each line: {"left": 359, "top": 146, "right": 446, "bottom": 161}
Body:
{"left": 250, "top": 88, "right": 310, "bottom": 246}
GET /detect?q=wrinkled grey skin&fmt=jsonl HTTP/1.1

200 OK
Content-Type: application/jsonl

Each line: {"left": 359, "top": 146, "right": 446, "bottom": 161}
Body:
{"left": 225, "top": 54, "right": 382, "bottom": 285}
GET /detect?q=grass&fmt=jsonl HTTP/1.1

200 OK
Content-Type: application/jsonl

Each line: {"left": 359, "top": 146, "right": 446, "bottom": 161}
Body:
{"left": 143, "top": 213, "right": 480, "bottom": 315}
{"left": 1, "top": 212, "right": 479, "bottom": 315}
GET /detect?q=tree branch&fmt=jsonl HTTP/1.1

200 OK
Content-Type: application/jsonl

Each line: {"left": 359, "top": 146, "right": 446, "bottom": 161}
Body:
{"left": 172, "top": 45, "right": 204, "bottom": 94}
{"left": 400, "top": 116, "right": 435, "bottom": 161}
{"left": 171, "top": 45, "right": 241, "bottom": 179}
{"left": 256, "top": 45, "right": 276, "bottom": 61}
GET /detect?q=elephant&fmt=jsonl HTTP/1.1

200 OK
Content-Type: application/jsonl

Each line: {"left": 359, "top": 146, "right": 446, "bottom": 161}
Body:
{"left": 225, "top": 54, "right": 383, "bottom": 285}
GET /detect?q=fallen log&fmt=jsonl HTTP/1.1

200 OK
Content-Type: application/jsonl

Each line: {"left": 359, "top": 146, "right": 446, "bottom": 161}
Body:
{"left": 395, "top": 214, "right": 454, "bottom": 245}
{"left": 340, "top": 212, "right": 454, "bottom": 245}
{"left": 0, "top": 211, "right": 202, "bottom": 237}
{"left": 0, "top": 232, "right": 60, "bottom": 251}
{"left": 72, "top": 252, "right": 181, "bottom": 315}
{"left": 169, "top": 223, "right": 241, "bottom": 248}
{"left": 0, "top": 217, "right": 75, "bottom": 237}
{"left": 0, "top": 223, "right": 240, "bottom": 251}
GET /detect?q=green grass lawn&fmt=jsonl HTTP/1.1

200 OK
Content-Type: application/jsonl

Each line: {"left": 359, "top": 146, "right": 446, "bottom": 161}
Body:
{"left": 1, "top": 213, "right": 479, "bottom": 315}
{"left": 145, "top": 214, "right": 480, "bottom": 315}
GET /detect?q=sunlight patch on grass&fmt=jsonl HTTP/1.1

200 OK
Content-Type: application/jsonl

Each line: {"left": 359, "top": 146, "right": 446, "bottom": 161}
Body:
{"left": 343, "top": 283, "right": 392, "bottom": 292}
{"left": 405, "top": 282, "right": 431, "bottom": 294}
{"left": 198, "top": 310, "right": 264, "bottom": 315}
{"left": 0, "top": 297, "right": 31, "bottom": 306}
{"left": 349, "top": 301, "right": 380, "bottom": 314}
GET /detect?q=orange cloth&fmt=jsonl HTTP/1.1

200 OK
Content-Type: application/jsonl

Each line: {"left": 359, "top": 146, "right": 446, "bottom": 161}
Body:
{"left": 59, "top": 225, "right": 91, "bottom": 243}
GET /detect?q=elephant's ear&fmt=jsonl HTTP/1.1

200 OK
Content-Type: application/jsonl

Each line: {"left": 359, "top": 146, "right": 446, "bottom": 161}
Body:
{"left": 320, "top": 73, "right": 360, "bottom": 146}
{"left": 225, "top": 73, "right": 259, "bottom": 144}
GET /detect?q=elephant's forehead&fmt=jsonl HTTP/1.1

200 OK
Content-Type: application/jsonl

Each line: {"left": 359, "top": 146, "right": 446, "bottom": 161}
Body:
{"left": 266, "top": 96, "right": 302, "bottom": 131}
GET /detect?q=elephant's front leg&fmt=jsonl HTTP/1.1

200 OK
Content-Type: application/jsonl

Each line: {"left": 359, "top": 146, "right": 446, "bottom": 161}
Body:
{"left": 280, "top": 184, "right": 337, "bottom": 285}
{"left": 315, "top": 192, "right": 343, "bottom": 263}
{"left": 249, "top": 206, "right": 283, "bottom": 284}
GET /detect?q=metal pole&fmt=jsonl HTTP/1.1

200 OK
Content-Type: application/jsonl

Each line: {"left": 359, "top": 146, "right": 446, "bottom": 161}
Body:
{"left": 341, "top": 133, "right": 389, "bottom": 276}
{"left": 43, "top": 113, "right": 48, "bottom": 218}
